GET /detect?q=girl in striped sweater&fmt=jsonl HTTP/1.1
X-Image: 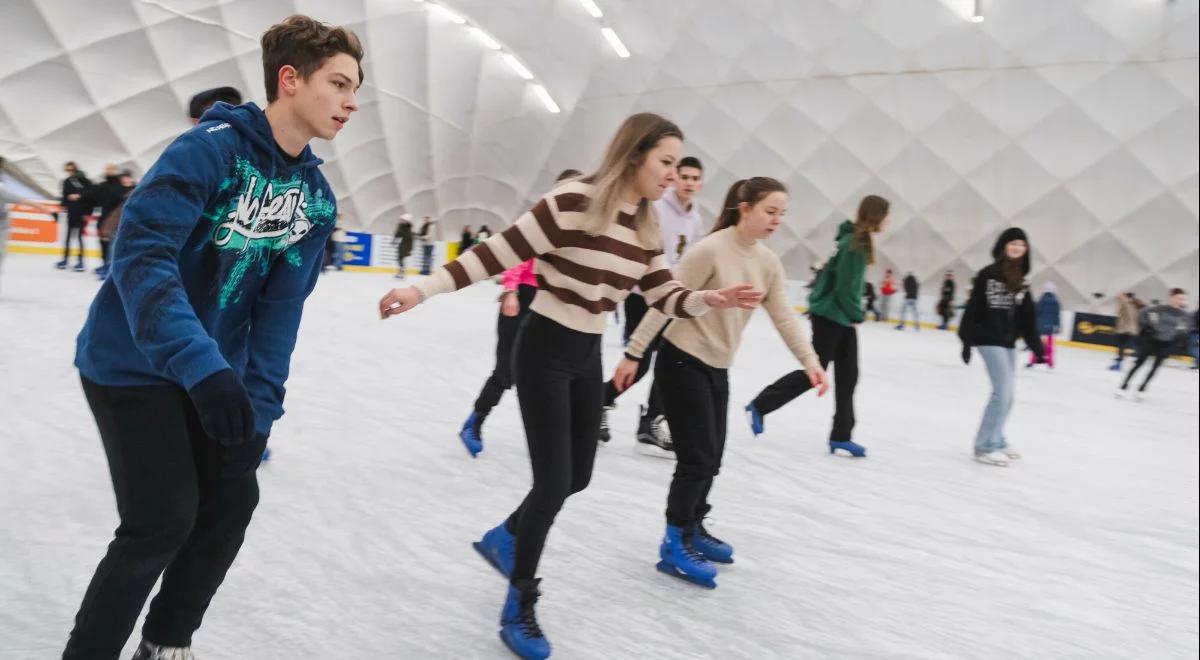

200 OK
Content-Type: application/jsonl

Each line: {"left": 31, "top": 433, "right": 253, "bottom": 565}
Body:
{"left": 458, "top": 169, "right": 582, "bottom": 458}
{"left": 379, "top": 113, "right": 760, "bottom": 660}
{"left": 614, "top": 177, "right": 830, "bottom": 588}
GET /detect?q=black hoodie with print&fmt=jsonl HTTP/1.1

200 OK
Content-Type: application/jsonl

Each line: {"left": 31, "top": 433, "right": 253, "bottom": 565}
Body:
{"left": 958, "top": 228, "right": 1044, "bottom": 358}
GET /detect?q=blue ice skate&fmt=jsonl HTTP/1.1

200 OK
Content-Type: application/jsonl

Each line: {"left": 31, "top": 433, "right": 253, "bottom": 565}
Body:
{"left": 829, "top": 440, "right": 867, "bottom": 458}
{"left": 691, "top": 520, "right": 734, "bottom": 564}
{"left": 474, "top": 522, "right": 515, "bottom": 578}
{"left": 500, "top": 579, "right": 551, "bottom": 659}
{"left": 744, "top": 402, "right": 764, "bottom": 437}
{"left": 459, "top": 411, "right": 483, "bottom": 457}
{"left": 656, "top": 524, "right": 718, "bottom": 589}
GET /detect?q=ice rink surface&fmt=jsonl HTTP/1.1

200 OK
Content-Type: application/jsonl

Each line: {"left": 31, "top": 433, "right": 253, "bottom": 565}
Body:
{"left": 2, "top": 253, "right": 1197, "bottom": 659}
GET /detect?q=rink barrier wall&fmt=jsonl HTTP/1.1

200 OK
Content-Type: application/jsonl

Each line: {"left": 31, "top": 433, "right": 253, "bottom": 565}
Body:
{"left": 7, "top": 225, "right": 1192, "bottom": 362}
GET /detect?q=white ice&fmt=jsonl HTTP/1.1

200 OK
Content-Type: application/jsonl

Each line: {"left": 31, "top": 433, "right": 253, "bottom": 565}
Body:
{"left": 2, "top": 253, "right": 1198, "bottom": 659}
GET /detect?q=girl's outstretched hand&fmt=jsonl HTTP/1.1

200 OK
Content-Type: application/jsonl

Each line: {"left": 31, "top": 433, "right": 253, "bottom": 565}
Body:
{"left": 704, "top": 284, "right": 762, "bottom": 310}
{"left": 379, "top": 287, "right": 423, "bottom": 319}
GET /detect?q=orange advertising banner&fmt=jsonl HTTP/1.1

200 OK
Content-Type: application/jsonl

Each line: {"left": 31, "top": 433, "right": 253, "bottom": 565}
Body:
{"left": 6, "top": 202, "right": 62, "bottom": 243}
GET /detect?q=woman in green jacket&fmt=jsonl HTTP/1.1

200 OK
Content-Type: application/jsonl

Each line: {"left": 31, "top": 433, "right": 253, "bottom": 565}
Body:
{"left": 744, "top": 194, "right": 890, "bottom": 457}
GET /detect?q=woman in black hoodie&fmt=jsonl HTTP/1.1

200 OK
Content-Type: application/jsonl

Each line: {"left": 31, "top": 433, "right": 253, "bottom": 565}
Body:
{"left": 958, "top": 228, "right": 1044, "bottom": 467}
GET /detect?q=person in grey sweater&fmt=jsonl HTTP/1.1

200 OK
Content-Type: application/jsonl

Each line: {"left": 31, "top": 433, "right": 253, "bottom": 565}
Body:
{"left": 1118, "top": 288, "right": 1192, "bottom": 398}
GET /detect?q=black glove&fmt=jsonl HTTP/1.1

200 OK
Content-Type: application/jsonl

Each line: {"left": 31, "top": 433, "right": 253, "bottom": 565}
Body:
{"left": 961, "top": 344, "right": 971, "bottom": 365}
{"left": 189, "top": 369, "right": 256, "bottom": 446}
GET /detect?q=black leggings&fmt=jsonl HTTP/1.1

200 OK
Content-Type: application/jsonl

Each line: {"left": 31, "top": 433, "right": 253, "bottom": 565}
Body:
{"left": 751, "top": 314, "right": 859, "bottom": 441}
{"left": 1115, "top": 333, "right": 1136, "bottom": 361}
{"left": 504, "top": 313, "right": 602, "bottom": 581}
{"left": 1122, "top": 337, "right": 1171, "bottom": 392}
{"left": 63, "top": 219, "right": 85, "bottom": 262}
{"left": 64, "top": 379, "right": 264, "bottom": 658}
{"left": 656, "top": 341, "right": 728, "bottom": 527}
{"left": 622, "top": 292, "right": 649, "bottom": 345}
{"left": 473, "top": 284, "right": 536, "bottom": 418}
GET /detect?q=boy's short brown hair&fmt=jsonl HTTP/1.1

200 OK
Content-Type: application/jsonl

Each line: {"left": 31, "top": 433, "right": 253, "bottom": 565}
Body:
{"left": 261, "top": 15, "right": 364, "bottom": 103}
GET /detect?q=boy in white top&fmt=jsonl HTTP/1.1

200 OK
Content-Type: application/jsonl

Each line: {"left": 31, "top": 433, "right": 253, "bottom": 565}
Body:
{"left": 605, "top": 156, "right": 705, "bottom": 455}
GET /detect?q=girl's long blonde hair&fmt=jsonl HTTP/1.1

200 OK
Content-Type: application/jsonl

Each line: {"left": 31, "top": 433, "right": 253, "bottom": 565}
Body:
{"left": 579, "top": 112, "right": 683, "bottom": 247}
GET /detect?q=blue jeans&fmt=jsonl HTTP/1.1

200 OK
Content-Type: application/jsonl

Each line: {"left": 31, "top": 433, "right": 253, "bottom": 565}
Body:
{"left": 974, "top": 346, "right": 1015, "bottom": 455}
{"left": 897, "top": 299, "right": 919, "bottom": 328}
{"left": 420, "top": 244, "right": 435, "bottom": 275}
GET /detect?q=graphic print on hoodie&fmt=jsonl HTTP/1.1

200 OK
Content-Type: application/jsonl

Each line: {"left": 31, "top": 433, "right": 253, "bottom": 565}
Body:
{"left": 75, "top": 102, "right": 336, "bottom": 436}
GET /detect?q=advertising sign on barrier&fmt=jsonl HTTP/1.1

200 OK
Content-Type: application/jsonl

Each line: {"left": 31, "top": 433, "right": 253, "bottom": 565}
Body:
{"left": 343, "top": 231, "right": 372, "bottom": 267}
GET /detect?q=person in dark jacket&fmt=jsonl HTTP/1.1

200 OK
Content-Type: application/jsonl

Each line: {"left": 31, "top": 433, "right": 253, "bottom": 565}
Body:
{"left": 745, "top": 194, "right": 891, "bottom": 458}
{"left": 188, "top": 86, "right": 243, "bottom": 125}
{"left": 863, "top": 281, "right": 879, "bottom": 321}
{"left": 460, "top": 225, "right": 475, "bottom": 256}
{"left": 1027, "top": 282, "right": 1061, "bottom": 368}
{"left": 94, "top": 170, "right": 136, "bottom": 280}
{"left": 959, "top": 227, "right": 1044, "bottom": 467}
{"left": 896, "top": 272, "right": 920, "bottom": 330}
{"left": 1190, "top": 309, "right": 1199, "bottom": 370}
{"left": 937, "top": 271, "right": 956, "bottom": 329}
{"left": 393, "top": 213, "right": 414, "bottom": 278}
{"left": 86, "top": 164, "right": 131, "bottom": 278}
{"left": 57, "top": 161, "right": 93, "bottom": 271}
{"left": 1118, "top": 288, "right": 1192, "bottom": 398}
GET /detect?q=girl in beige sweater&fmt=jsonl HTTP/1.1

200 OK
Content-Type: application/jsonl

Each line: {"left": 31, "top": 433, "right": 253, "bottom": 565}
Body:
{"left": 613, "top": 177, "right": 829, "bottom": 587}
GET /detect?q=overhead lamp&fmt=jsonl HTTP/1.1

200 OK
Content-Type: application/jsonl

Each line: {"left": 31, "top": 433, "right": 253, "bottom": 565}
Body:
{"left": 503, "top": 53, "right": 534, "bottom": 80}
{"left": 970, "top": 0, "right": 984, "bottom": 22}
{"left": 600, "top": 27, "right": 630, "bottom": 58}
{"left": 578, "top": 0, "right": 603, "bottom": 18}
{"left": 432, "top": 4, "right": 466, "bottom": 24}
{"left": 468, "top": 26, "right": 501, "bottom": 50}
{"left": 533, "top": 85, "right": 561, "bottom": 113}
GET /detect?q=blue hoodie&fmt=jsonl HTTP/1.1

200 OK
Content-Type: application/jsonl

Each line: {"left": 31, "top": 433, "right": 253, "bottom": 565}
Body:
{"left": 75, "top": 102, "right": 336, "bottom": 436}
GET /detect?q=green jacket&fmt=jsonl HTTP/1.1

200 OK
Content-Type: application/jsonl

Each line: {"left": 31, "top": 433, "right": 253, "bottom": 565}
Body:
{"left": 807, "top": 220, "right": 867, "bottom": 326}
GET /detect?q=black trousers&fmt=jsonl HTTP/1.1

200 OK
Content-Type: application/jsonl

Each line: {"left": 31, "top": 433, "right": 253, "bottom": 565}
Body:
{"left": 751, "top": 314, "right": 859, "bottom": 441}
{"left": 473, "top": 284, "right": 537, "bottom": 419}
{"left": 1115, "top": 333, "right": 1136, "bottom": 361}
{"left": 504, "top": 313, "right": 602, "bottom": 581}
{"left": 622, "top": 292, "right": 649, "bottom": 345}
{"left": 608, "top": 292, "right": 665, "bottom": 417}
{"left": 63, "top": 379, "right": 265, "bottom": 659}
{"left": 656, "top": 341, "right": 728, "bottom": 527}
{"left": 1122, "top": 337, "right": 1172, "bottom": 392}
{"left": 63, "top": 218, "right": 85, "bottom": 263}
{"left": 100, "top": 239, "right": 112, "bottom": 269}
{"left": 865, "top": 300, "right": 879, "bottom": 321}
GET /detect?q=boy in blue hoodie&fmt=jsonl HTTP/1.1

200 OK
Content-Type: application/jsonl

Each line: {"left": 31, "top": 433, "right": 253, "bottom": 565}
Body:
{"left": 63, "top": 15, "right": 362, "bottom": 660}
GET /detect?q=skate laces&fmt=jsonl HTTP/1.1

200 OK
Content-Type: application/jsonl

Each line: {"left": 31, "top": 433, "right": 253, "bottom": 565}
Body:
{"left": 696, "top": 521, "right": 726, "bottom": 547}
{"left": 679, "top": 532, "right": 709, "bottom": 563}
{"left": 515, "top": 594, "right": 545, "bottom": 639}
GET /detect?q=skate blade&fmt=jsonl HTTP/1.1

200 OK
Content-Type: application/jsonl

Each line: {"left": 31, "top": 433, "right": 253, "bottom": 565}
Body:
{"left": 636, "top": 442, "right": 675, "bottom": 459}
{"left": 655, "top": 560, "right": 717, "bottom": 589}
{"left": 473, "top": 542, "right": 510, "bottom": 578}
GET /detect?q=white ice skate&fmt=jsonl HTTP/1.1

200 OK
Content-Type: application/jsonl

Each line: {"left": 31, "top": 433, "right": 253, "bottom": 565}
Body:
{"left": 1001, "top": 446, "right": 1022, "bottom": 460}
{"left": 974, "top": 451, "right": 1009, "bottom": 467}
{"left": 636, "top": 407, "right": 674, "bottom": 458}
{"left": 131, "top": 640, "right": 195, "bottom": 660}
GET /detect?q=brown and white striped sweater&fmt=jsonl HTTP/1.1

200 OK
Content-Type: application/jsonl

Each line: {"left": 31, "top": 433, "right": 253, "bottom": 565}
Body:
{"left": 412, "top": 181, "right": 712, "bottom": 334}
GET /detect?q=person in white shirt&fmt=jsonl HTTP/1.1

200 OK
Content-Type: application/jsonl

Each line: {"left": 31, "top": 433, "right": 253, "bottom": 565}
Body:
{"left": 603, "top": 156, "right": 706, "bottom": 455}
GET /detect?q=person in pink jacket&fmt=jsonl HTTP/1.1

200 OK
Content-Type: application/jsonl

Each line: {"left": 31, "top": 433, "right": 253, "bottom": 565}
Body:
{"left": 459, "top": 169, "right": 581, "bottom": 456}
